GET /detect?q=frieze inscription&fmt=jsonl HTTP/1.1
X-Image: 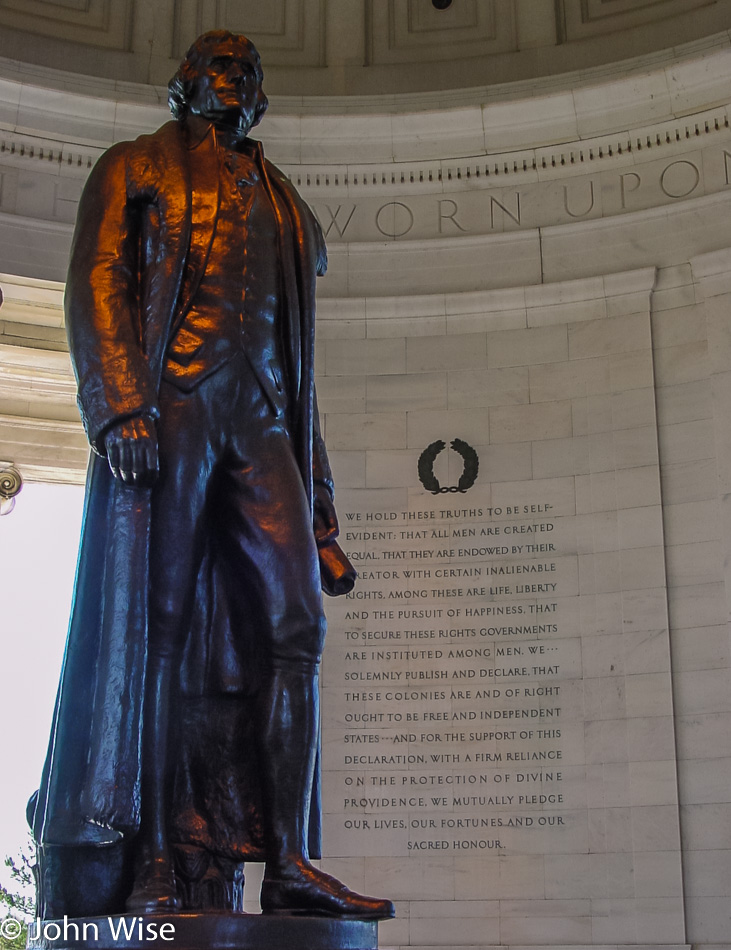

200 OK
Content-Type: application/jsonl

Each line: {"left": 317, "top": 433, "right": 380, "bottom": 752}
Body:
{"left": 309, "top": 147, "right": 731, "bottom": 241}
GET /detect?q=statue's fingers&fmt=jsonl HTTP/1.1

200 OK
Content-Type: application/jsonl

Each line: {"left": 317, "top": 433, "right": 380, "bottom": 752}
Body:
{"left": 131, "top": 438, "right": 158, "bottom": 487}
{"left": 144, "top": 440, "right": 160, "bottom": 484}
{"left": 107, "top": 442, "right": 122, "bottom": 481}
{"left": 118, "top": 440, "right": 134, "bottom": 484}
{"left": 129, "top": 437, "right": 146, "bottom": 473}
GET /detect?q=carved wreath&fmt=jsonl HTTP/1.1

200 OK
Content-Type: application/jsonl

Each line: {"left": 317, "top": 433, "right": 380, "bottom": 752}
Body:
{"left": 417, "top": 439, "right": 479, "bottom": 494}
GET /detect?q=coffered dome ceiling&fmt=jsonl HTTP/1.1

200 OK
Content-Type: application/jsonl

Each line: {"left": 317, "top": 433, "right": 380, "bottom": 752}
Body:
{"left": 0, "top": 0, "right": 729, "bottom": 96}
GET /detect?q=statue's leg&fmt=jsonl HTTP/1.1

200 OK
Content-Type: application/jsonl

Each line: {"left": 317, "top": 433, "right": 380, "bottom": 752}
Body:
{"left": 126, "top": 379, "right": 219, "bottom": 913}
{"left": 125, "top": 653, "right": 181, "bottom": 913}
{"left": 255, "top": 662, "right": 320, "bottom": 878}
{"left": 254, "top": 666, "right": 391, "bottom": 918}
{"left": 220, "top": 405, "right": 395, "bottom": 919}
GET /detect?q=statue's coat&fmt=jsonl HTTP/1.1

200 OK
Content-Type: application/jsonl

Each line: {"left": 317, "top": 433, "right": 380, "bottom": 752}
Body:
{"left": 32, "top": 119, "right": 328, "bottom": 859}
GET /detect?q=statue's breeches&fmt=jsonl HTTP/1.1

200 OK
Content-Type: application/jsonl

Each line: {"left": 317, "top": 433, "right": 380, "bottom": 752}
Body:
{"left": 147, "top": 351, "right": 326, "bottom": 672}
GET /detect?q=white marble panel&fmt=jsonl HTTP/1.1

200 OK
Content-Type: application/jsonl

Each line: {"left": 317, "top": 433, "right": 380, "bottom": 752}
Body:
{"left": 667, "top": 581, "right": 727, "bottom": 628}
{"left": 317, "top": 374, "right": 366, "bottom": 413}
{"left": 679, "top": 756, "right": 731, "bottom": 807}
{"left": 655, "top": 379, "right": 712, "bottom": 427}
{"left": 324, "top": 411, "right": 406, "bottom": 450}
{"left": 365, "top": 373, "right": 448, "bottom": 412}
{"left": 681, "top": 801, "right": 731, "bottom": 850}
{"left": 613, "top": 426, "right": 660, "bottom": 470}
{"left": 447, "top": 365, "right": 530, "bottom": 410}
{"left": 652, "top": 283, "right": 698, "bottom": 314}
{"left": 652, "top": 339, "right": 709, "bottom": 385}
{"left": 446, "top": 308, "right": 526, "bottom": 335}
{"left": 630, "top": 805, "right": 682, "bottom": 853}
{"left": 590, "top": 897, "right": 685, "bottom": 943}
{"left": 444, "top": 286, "right": 527, "bottom": 318}
{"left": 651, "top": 302, "right": 707, "bottom": 348}
{"left": 489, "top": 400, "right": 573, "bottom": 443}
{"left": 624, "top": 629, "right": 672, "bottom": 677}
{"left": 329, "top": 450, "right": 366, "bottom": 489}
{"left": 406, "top": 408, "right": 490, "bottom": 450}
{"left": 568, "top": 312, "right": 651, "bottom": 360}
{"left": 298, "top": 113, "right": 396, "bottom": 165}
{"left": 669, "top": 45, "right": 731, "bottom": 115}
{"left": 17, "top": 83, "right": 117, "bottom": 147}
{"left": 665, "top": 539, "right": 723, "bottom": 587}
{"left": 671, "top": 625, "right": 731, "bottom": 673}
{"left": 396, "top": 106, "right": 486, "bottom": 163}
{"left": 685, "top": 895, "right": 731, "bottom": 944}
{"left": 634, "top": 851, "right": 683, "bottom": 897}
{"left": 663, "top": 499, "right": 721, "bottom": 544}
{"left": 498, "top": 912, "right": 591, "bottom": 944}
{"left": 584, "top": 676, "right": 626, "bottom": 722}
{"left": 406, "top": 333, "right": 487, "bottom": 373}
{"left": 573, "top": 70, "right": 674, "bottom": 138}
{"left": 625, "top": 672, "right": 675, "bottom": 718}
{"left": 616, "top": 465, "right": 662, "bottom": 509}
{"left": 673, "top": 669, "right": 731, "bottom": 717}
{"left": 676, "top": 712, "right": 731, "bottom": 760}
{"left": 316, "top": 319, "right": 366, "bottom": 340}
{"left": 529, "top": 358, "right": 611, "bottom": 403}
{"left": 617, "top": 505, "right": 664, "bottom": 549}
{"left": 325, "top": 337, "right": 406, "bottom": 376}
{"left": 484, "top": 92, "right": 579, "bottom": 153}
{"left": 330, "top": 231, "right": 544, "bottom": 297}
{"left": 408, "top": 914, "right": 501, "bottom": 946}
{"left": 367, "top": 315, "right": 447, "bottom": 339}
{"left": 476, "top": 441, "right": 534, "bottom": 484}
{"left": 661, "top": 458, "right": 717, "bottom": 504}
{"left": 487, "top": 325, "right": 568, "bottom": 368}
{"left": 532, "top": 436, "right": 588, "bottom": 479}
{"left": 608, "top": 350, "right": 656, "bottom": 393}
{"left": 541, "top": 192, "right": 731, "bottom": 285}
{"left": 527, "top": 297, "right": 608, "bottom": 329}
{"left": 629, "top": 759, "right": 682, "bottom": 807}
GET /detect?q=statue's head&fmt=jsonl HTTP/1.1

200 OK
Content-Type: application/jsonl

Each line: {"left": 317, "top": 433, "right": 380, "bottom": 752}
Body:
{"left": 168, "top": 30, "right": 268, "bottom": 133}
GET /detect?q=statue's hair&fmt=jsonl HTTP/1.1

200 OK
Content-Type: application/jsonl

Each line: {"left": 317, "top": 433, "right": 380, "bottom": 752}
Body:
{"left": 168, "top": 30, "right": 268, "bottom": 124}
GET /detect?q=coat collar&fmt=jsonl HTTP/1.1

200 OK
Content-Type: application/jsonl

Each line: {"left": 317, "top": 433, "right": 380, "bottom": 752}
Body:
{"left": 182, "top": 114, "right": 260, "bottom": 158}
{"left": 182, "top": 113, "right": 214, "bottom": 150}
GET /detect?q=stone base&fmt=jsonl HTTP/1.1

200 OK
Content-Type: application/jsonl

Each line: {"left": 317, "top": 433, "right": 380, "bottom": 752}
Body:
{"left": 27, "top": 914, "right": 379, "bottom": 950}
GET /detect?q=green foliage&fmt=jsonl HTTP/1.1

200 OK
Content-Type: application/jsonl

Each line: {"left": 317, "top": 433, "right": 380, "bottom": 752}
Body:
{"left": 0, "top": 843, "right": 35, "bottom": 950}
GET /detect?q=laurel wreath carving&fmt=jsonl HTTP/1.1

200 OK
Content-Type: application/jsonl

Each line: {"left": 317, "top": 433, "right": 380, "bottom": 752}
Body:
{"left": 417, "top": 439, "right": 479, "bottom": 494}
{"left": 417, "top": 440, "right": 445, "bottom": 493}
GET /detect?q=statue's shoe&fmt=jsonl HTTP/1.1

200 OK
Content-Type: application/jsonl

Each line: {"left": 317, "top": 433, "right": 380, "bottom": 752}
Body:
{"left": 126, "top": 859, "right": 182, "bottom": 914}
{"left": 260, "top": 866, "right": 395, "bottom": 919}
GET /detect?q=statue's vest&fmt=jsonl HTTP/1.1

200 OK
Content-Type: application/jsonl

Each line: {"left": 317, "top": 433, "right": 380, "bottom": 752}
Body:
{"left": 164, "top": 144, "right": 284, "bottom": 400}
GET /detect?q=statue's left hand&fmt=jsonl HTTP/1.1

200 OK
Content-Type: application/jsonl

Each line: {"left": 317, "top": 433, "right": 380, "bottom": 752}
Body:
{"left": 313, "top": 483, "right": 338, "bottom": 546}
{"left": 104, "top": 414, "right": 159, "bottom": 488}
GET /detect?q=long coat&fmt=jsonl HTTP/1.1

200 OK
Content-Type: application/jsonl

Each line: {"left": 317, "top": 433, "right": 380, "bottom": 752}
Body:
{"left": 32, "top": 118, "right": 329, "bottom": 861}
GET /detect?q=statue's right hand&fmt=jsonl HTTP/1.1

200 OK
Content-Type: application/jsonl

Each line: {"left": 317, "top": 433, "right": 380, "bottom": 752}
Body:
{"left": 105, "top": 415, "right": 159, "bottom": 488}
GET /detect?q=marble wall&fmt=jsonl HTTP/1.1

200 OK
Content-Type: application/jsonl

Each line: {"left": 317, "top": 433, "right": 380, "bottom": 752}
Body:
{"left": 318, "top": 271, "right": 687, "bottom": 945}
{"left": 2, "top": 28, "right": 731, "bottom": 950}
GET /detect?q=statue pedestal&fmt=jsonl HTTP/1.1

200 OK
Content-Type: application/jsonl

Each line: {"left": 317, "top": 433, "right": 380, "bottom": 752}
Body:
{"left": 27, "top": 914, "right": 379, "bottom": 950}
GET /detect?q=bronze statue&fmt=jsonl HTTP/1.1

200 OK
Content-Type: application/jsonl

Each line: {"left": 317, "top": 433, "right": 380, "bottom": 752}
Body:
{"left": 30, "top": 30, "right": 393, "bottom": 922}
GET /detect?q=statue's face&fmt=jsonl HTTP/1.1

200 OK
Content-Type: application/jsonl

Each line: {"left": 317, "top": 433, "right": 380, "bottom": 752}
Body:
{"left": 187, "top": 37, "right": 264, "bottom": 133}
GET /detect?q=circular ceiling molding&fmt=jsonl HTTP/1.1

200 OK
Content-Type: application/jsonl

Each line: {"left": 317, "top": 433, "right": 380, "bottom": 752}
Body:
{"left": 0, "top": 0, "right": 729, "bottom": 97}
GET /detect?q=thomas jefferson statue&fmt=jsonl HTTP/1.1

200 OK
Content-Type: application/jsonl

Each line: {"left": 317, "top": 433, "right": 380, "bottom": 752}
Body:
{"left": 30, "top": 30, "right": 393, "bottom": 921}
